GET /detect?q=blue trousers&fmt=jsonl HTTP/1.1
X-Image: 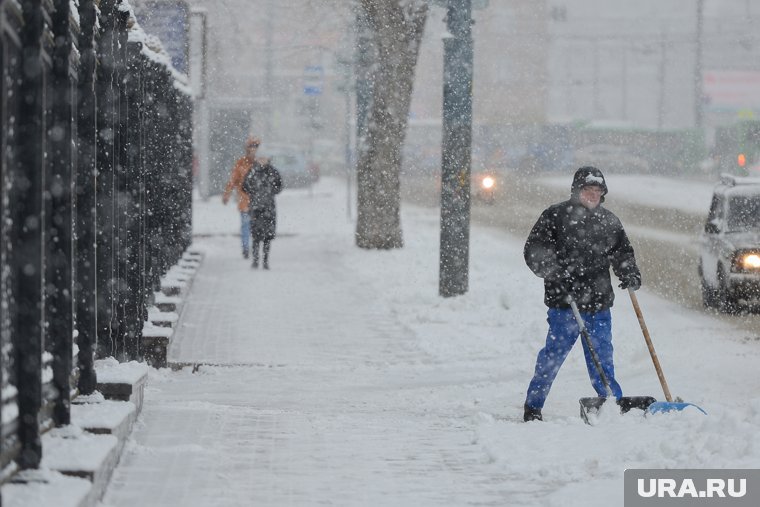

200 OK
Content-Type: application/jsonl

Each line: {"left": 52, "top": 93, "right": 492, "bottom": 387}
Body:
{"left": 525, "top": 307, "right": 622, "bottom": 409}
{"left": 240, "top": 212, "right": 250, "bottom": 252}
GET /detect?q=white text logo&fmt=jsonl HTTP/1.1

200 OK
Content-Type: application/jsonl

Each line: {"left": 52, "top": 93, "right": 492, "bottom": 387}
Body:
{"left": 637, "top": 479, "right": 747, "bottom": 499}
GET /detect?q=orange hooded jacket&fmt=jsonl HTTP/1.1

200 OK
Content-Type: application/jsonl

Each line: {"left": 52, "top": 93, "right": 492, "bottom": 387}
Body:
{"left": 223, "top": 156, "right": 254, "bottom": 212}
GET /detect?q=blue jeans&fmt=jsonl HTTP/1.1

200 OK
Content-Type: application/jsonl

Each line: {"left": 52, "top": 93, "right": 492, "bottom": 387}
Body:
{"left": 525, "top": 308, "right": 622, "bottom": 409}
{"left": 240, "top": 212, "right": 250, "bottom": 252}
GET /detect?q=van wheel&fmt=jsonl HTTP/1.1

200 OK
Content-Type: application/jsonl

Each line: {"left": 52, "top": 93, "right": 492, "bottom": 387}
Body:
{"left": 701, "top": 276, "right": 718, "bottom": 308}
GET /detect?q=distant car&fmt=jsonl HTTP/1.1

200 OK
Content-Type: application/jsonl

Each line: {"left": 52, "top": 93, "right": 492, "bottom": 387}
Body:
{"left": 258, "top": 143, "right": 318, "bottom": 188}
{"left": 699, "top": 174, "right": 760, "bottom": 312}
{"left": 434, "top": 168, "right": 500, "bottom": 204}
{"left": 471, "top": 170, "right": 499, "bottom": 204}
{"left": 573, "top": 144, "right": 651, "bottom": 174}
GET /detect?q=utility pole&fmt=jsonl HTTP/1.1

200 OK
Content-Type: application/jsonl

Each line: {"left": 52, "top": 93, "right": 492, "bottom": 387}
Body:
{"left": 621, "top": 44, "right": 628, "bottom": 121}
{"left": 694, "top": 0, "right": 704, "bottom": 129}
{"left": 657, "top": 30, "right": 667, "bottom": 130}
{"left": 336, "top": 46, "right": 354, "bottom": 220}
{"left": 355, "top": 3, "right": 374, "bottom": 162}
{"left": 439, "top": 0, "right": 473, "bottom": 297}
{"left": 265, "top": 0, "right": 274, "bottom": 138}
{"left": 344, "top": 70, "right": 353, "bottom": 220}
{"left": 592, "top": 40, "right": 600, "bottom": 118}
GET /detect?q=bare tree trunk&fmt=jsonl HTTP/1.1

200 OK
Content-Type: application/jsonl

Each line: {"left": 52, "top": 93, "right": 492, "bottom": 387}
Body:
{"left": 355, "top": 0, "right": 427, "bottom": 249}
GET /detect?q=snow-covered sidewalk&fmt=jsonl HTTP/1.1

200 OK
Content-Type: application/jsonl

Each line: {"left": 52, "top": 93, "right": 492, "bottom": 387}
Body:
{"left": 101, "top": 177, "right": 760, "bottom": 507}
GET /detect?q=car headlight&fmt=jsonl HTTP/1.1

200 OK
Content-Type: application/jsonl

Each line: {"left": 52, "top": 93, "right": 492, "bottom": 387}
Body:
{"left": 734, "top": 251, "right": 760, "bottom": 271}
{"left": 481, "top": 176, "right": 495, "bottom": 189}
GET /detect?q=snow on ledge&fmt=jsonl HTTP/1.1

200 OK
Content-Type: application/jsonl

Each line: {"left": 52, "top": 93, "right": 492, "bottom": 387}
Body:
{"left": 95, "top": 357, "right": 150, "bottom": 385}
{"left": 40, "top": 426, "right": 118, "bottom": 473}
{"left": 148, "top": 307, "right": 179, "bottom": 322}
{"left": 73, "top": 400, "right": 136, "bottom": 431}
{"left": 3, "top": 469, "right": 90, "bottom": 507}
{"left": 143, "top": 322, "right": 174, "bottom": 338}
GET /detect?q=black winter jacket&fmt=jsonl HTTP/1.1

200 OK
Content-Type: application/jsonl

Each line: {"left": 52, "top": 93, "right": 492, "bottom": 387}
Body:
{"left": 242, "top": 161, "right": 282, "bottom": 211}
{"left": 523, "top": 198, "right": 640, "bottom": 312}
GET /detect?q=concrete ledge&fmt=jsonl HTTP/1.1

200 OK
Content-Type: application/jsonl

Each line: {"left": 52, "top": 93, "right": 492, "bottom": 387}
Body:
{"left": 154, "top": 292, "right": 183, "bottom": 314}
{"left": 142, "top": 324, "right": 173, "bottom": 368}
{"left": 164, "top": 246, "right": 203, "bottom": 303}
{"left": 40, "top": 427, "right": 120, "bottom": 504}
{"left": 183, "top": 249, "right": 204, "bottom": 262}
{"left": 3, "top": 469, "right": 91, "bottom": 507}
{"left": 2, "top": 247, "right": 204, "bottom": 506}
{"left": 95, "top": 358, "right": 150, "bottom": 412}
{"left": 148, "top": 307, "right": 179, "bottom": 329}
{"left": 160, "top": 279, "right": 187, "bottom": 297}
{"left": 176, "top": 265, "right": 198, "bottom": 275}
{"left": 3, "top": 362, "right": 148, "bottom": 506}
{"left": 178, "top": 258, "right": 199, "bottom": 268}
{"left": 161, "top": 265, "right": 192, "bottom": 298}
{"left": 153, "top": 248, "right": 203, "bottom": 363}
{"left": 72, "top": 399, "right": 137, "bottom": 442}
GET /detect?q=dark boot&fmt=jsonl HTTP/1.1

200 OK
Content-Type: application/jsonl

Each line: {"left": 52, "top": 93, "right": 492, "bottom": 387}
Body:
{"left": 523, "top": 404, "right": 543, "bottom": 422}
{"left": 263, "top": 239, "right": 271, "bottom": 270}
{"left": 251, "top": 242, "right": 260, "bottom": 268}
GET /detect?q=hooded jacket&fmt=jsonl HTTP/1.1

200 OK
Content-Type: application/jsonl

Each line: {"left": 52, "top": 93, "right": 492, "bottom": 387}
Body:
{"left": 523, "top": 167, "right": 640, "bottom": 311}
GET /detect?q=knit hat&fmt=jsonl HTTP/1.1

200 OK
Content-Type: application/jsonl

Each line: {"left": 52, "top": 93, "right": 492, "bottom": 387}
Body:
{"left": 571, "top": 166, "right": 608, "bottom": 202}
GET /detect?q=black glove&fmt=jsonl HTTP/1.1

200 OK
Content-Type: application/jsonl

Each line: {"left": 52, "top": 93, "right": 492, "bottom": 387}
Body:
{"left": 619, "top": 273, "right": 641, "bottom": 291}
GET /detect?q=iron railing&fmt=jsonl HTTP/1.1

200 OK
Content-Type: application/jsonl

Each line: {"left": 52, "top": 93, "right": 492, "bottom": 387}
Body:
{"left": 0, "top": 0, "right": 193, "bottom": 475}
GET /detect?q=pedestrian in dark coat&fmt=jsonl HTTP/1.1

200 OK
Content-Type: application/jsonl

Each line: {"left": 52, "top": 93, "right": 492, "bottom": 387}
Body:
{"left": 522, "top": 166, "right": 641, "bottom": 422}
{"left": 222, "top": 136, "right": 260, "bottom": 258}
{"left": 241, "top": 157, "right": 283, "bottom": 269}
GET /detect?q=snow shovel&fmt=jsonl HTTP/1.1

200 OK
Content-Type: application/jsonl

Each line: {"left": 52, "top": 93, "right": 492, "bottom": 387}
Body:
{"left": 627, "top": 289, "right": 707, "bottom": 415}
{"left": 570, "top": 299, "right": 656, "bottom": 424}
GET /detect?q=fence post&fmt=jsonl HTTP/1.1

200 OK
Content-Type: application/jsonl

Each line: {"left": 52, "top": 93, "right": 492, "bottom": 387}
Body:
{"left": 121, "top": 35, "right": 145, "bottom": 361}
{"left": 143, "top": 61, "right": 161, "bottom": 304}
{"left": 166, "top": 88, "right": 183, "bottom": 265}
{"left": 152, "top": 69, "right": 172, "bottom": 281}
{"left": 112, "top": 5, "right": 135, "bottom": 360}
{"left": 12, "top": 0, "right": 45, "bottom": 469}
{"left": 96, "top": 0, "right": 118, "bottom": 359}
{"left": 75, "top": 0, "right": 99, "bottom": 394}
{"left": 128, "top": 40, "right": 149, "bottom": 331}
{"left": 157, "top": 71, "right": 173, "bottom": 276}
{"left": 179, "top": 94, "right": 194, "bottom": 252}
{"left": 47, "top": 0, "right": 74, "bottom": 428}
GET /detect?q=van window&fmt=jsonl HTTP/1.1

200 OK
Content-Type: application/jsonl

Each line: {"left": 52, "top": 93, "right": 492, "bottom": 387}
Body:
{"left": 727, "top": 195, "right": 760, "bottom": 231}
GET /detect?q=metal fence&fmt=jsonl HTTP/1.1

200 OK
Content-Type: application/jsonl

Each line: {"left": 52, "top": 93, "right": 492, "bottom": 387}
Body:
{"left": 0, "top": 0, "right": 192, "bottom": 474}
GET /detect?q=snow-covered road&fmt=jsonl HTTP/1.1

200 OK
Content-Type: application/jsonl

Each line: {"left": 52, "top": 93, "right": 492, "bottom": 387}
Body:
{"left": 101, "top": 177, "right": 760, "bottom": 507}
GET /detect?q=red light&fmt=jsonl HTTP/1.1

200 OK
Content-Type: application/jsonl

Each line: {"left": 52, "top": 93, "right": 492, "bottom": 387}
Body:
{"left": 738, "top": 153, "right": 747, "bottom": 167}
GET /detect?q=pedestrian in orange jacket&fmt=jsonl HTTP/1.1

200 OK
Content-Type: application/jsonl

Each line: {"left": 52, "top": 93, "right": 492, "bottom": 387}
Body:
{"left": 223, "top": 136, "right": 260, "bottom": 258}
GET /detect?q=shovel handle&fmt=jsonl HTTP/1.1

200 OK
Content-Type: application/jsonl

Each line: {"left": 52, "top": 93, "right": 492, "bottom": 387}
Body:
{"left": 628, "top": 289, "right": 673, "bottom": 402}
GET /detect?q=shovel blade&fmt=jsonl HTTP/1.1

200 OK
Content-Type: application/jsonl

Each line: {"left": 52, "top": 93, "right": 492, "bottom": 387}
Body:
{"left": 579, "top": 396, "right": 657, "bottom": 424}
{"left": 647, "top": 401, "right": 707, "bottom": 415}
